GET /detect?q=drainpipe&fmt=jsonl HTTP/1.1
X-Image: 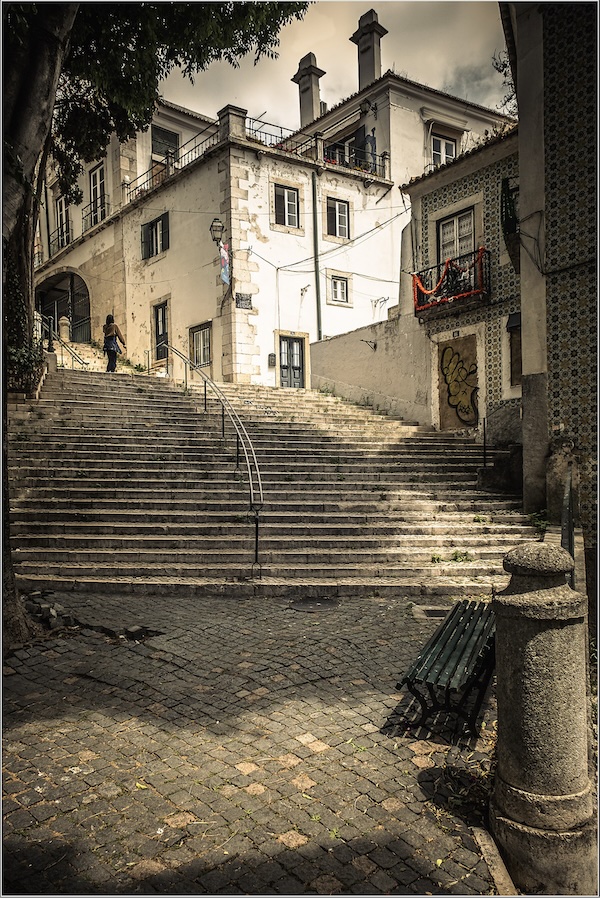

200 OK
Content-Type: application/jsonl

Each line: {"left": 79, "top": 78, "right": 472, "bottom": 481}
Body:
{"left": 311, "top": 170, "right": 322, "bottom": 341}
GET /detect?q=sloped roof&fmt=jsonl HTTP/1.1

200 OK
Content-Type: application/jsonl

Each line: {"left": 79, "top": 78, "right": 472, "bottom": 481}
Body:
{"left": 295, "top": 68, "right": 515, "bottom": 136}
{"left": 400, "top": 123, "right": 519, "bottom": 192}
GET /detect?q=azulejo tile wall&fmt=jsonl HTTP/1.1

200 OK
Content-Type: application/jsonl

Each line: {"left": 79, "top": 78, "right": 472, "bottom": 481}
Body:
{"left": 420, "top": 147, "right": 521, "bottom": 436}
{"left": 544, "top": 4, "right": 597, "bottom": 550}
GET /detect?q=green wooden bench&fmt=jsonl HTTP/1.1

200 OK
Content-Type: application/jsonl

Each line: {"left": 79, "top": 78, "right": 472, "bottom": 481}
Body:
{"left": 397, "top": 599, "right": 496, "bottom": 735}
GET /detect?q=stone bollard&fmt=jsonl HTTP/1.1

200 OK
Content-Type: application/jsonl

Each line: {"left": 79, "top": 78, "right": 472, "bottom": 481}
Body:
{"left": 490, "top": 543, "right": 597, "bottom": 895}
{"left": 58, "top": 316, "right": 70, "bottom": 342}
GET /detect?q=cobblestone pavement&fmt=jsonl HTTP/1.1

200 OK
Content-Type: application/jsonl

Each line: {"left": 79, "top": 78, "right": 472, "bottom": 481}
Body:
{"left": 3, "top": 592, "right": 500, "bottom": 895}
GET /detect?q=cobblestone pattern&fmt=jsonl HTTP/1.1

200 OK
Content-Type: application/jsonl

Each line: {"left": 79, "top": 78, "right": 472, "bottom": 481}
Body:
{"left": 3, "top": 593, "right": 497, "bottom": 895}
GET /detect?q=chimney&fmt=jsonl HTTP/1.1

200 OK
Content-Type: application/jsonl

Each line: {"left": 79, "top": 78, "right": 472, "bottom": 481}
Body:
{"left": 292, "top": 52, "right": 326, "bottom": 128}
{"left": 350, "top": 9, "right": 388, "bottom": 91}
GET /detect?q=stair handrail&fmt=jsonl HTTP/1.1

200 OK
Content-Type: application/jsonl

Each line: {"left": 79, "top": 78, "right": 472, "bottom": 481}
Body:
{"left": 161, "top": 343, "right": 264, "bottom": 513}
{"left": 40, "top": 315, "right": 90, "bottom": 370}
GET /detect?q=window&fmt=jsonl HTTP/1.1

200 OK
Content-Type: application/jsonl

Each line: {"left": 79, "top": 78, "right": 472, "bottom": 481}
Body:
{"left": 142, "top": 213, "right": 170, "bottom": 260}
{"left": 432, "top": 135, "right": 456, "bottom": 168}
{"left": 438, "top": 209, "right": 474, "bottom": 262}
{"left": 152, "top": 125, "right": 179, "bottom": 160}
{"left": 507, "top": 312, "right": 522, "bottom": 387}
{"left": 331, "top": 276, "right": 348, "bottom": 303}
{"left": 274, "top": 185, "right": 299, "bottom": 228}
{"left": 190, "top": 323, "right": 211, "bottom": 367}
{"left": 326, "top": 269, "right": 353, "bottom": 307}
{"left": 89, "top": 164, "right": 106, "bottom": 226}
{"left": 327, "top": 197, "right": 350, "bottom": 239}
{"left": 55, "top": 197, "right": 70, "bottom": 248}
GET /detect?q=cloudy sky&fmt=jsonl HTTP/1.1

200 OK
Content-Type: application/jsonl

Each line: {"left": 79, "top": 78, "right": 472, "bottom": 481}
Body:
{"left": 161, "top": 1, "right": 509, "bottom": 129}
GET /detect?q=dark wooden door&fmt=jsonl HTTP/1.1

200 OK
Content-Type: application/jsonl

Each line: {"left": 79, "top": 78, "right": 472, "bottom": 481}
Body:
{"left": 280, "top": 336, "right": 304, "bottom": 388}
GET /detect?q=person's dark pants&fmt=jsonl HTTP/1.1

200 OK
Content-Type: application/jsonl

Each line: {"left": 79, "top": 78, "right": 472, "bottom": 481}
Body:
{"left": 106, "top": 350, "right": 117, "bottom": 372}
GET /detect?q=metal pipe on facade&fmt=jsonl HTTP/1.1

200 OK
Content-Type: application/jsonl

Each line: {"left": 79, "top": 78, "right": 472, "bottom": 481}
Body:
{"left": 311, "top": 170, "right": 323, "bottom": 341}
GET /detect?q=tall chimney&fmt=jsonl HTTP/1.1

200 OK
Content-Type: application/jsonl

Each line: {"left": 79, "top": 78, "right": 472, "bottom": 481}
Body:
{"left": 350, "top": 9, "right": 388, "bottom": 91}
{"left": 292, "top": 53, "right": 326, "bottom": 127}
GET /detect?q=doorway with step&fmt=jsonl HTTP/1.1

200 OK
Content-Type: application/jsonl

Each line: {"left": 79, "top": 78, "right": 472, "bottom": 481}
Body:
{"left": 279, "top": 334, "right": 306, "bottom": 388}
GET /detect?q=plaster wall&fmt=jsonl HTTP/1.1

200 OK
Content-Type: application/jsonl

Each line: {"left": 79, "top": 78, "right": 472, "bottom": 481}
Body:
{"left": 120, "top": 154, "right": 223, "bottom": 381}
{"left": 232, "top": 145, "right": 403, "bottom": 385}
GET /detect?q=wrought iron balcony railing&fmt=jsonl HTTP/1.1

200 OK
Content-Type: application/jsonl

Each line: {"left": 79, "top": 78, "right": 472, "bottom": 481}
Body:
{"left": 125, "top": 117, "right": 390, "bottom": 207}
{"left": 127, "top": 131, "right": 220, "bottom": 202}
{"left": 82, "top": 196, "right": 111, "bottom": 233}
{"left": 49, "top": 221, "right": 72, "bottom": 256}
{"left": 413, "top": 247, "right": 491, "bottom": 314}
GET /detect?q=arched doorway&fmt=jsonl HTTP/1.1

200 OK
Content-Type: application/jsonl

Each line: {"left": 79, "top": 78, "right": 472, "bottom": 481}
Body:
{"left": 35, "top": 272, "right": 91, "bottom": 342}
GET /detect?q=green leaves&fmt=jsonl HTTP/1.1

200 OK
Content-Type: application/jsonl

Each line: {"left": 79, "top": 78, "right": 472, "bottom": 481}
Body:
{"left": 48, "top": 2, "right": 309, "bottom": 201}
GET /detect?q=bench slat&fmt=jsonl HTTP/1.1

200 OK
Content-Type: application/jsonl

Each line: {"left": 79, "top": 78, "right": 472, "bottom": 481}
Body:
{"left": 401, "top": 601, "right": 466, "bottom": 684}
{"left": 446, "top": 608, "right": 495, "bottom": 692}
{"left": 396, "top": 599, "right": 496, "bottom": 735}
{"left": 427, "top": 601, "right": 483, "bottom": 688}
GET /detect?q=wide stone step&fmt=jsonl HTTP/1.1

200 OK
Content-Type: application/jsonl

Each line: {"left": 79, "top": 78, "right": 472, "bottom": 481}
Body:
{"left": 13, "top": 559, "right": 511, "bottom": 580}
{"left": 14, "top": 571, "right": 511, "bottom": 599}
{"left": 10, "top": 544, "right": 530, "bottom": 565}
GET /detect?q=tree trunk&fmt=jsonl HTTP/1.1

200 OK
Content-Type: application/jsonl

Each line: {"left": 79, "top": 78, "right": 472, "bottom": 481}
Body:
{"left": 3, "top": 3, "right": 79, "bottom": 246}
{"left": 3, "top": 4, "right": 78, "bottom": 653}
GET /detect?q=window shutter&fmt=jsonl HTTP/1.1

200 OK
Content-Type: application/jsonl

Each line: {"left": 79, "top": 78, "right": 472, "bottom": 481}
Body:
{"left": 161, "top": 213, "right": 170, "bottom": 251}
{"left": 326, "top": 198, "right": 336, "bottom": 235}
{"left": 274, "top": 186, "right": 285, "bottom": 225}
{"left": 141, "top": 223, "right": 150, "bottom": 260}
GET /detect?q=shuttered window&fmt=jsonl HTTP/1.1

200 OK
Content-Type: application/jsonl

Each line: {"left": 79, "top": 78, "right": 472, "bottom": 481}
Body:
{"left": 326, "top": 197, "right": 350, "bottom": 238}
{"left": 274, "top": 185, "right": 299, "bottom": 228}
{"left": 141, "top": 212, "right": 170, "bottom": 259}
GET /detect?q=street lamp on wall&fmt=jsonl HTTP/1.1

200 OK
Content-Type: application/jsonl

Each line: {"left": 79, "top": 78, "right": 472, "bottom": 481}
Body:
{"left": 209, "top": 218, "right": 230, "bottom": 288}
{"left": 209, "top": 218, "right": 225, "bottom": 244}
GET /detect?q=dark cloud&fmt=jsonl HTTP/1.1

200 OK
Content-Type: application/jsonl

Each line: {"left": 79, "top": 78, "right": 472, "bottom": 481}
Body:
{"left": 162, "top": 2, "right": 508, "bottom": 127}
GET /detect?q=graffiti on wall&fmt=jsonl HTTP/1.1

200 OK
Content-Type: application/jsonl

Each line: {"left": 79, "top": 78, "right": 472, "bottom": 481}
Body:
{"left": 440, "top": 343, "right": 479, "bottom": 427}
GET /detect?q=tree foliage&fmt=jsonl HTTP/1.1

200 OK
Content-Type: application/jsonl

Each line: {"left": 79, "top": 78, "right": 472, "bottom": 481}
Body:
{"left": 2, "top": 0, "right": 308, "bottom": 649}
{"left": 492, "top": 49, "right": 518, "bottom": 118}
{"left": 14, "top": 2, "right": 309, "bottom": 204}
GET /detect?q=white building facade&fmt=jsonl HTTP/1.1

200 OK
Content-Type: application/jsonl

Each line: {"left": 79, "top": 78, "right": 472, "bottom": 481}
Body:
{"left": 34, "top": 8, "right": 511, "bottom": 388}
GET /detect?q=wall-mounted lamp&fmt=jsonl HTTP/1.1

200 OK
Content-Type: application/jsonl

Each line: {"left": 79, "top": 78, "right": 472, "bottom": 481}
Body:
{"left": 359, "top": 99, "right": 378, "bottom": 118}
{"left": 209, "top": 218, "right": 225, "bottom": 244}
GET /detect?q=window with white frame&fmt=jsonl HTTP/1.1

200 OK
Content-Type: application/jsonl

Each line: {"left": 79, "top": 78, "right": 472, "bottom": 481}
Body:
{"left": 89, "top": 163, "right": 106, "bottom": 225}
{"left": 438, "top": 209, "right": 474, "bottom": 263}
{"left": 55, "top": 196, "right": 70, "bottom": 248}
{"left": 190, "top": 322, "right": 211, "bottom": 367}
{"left": 432, "top": 134, "right": 456, "bottom": 168}
{"left": 326, "top": 197, "right": 350, "bottom": 239}
{"left": 274, "top": 184, "right": 299, "bottom": 228}
{"left": 332, "top": 276, "right": 348, "bottom": 303}
{"left": 326, "top": 270, "right": 353, "bottom": 307}
{"left": 141, "top": 212, "right": 170, "bottom": 259}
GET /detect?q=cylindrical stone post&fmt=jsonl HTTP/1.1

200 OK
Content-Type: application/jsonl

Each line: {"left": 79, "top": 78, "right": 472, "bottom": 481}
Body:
{"left": 58, "top": 315, "right": 70, "bottom": 342}
{"left": 490, "top": 543, "right": 597, "bottom": 895}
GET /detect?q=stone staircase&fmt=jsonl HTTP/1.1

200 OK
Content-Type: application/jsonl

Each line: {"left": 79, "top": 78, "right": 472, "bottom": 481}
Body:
{"left": 7, "top": 368, "right": 540, "bottom": 598}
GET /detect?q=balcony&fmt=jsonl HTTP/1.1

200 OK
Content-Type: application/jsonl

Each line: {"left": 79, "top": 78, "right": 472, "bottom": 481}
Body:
{"left": 49, "top": 221, "right": 72, "bottom": 257}
{"left": 413, "top": 248, "right": 491, "bottom": 317}
{"left": 82, "top": 196, "right": 111, "bottom": 233}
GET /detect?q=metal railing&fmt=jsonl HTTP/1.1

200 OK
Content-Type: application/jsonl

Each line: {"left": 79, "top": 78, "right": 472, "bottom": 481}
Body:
{"left": 161, "top": 343, "right": 264, "bottom": 574}
{"left": 71, "top": 316, "right": 91, "bottom": 344}
{"left": 413, "top": 248, "right": 491, "bottom": 313}
{"left": 323, "top": 141, "right": 386, "bottom": 177}
{"left": 82, "top": 196, "right": 111, "bottom": 232}
{"left": 41, "top": 316, "right": 89, "bottom": 369}
{"left": 49, "top": 221, "right": 72, "bottom": 256}
{"left": 561, "top": 462, "right": 575, "bottom": 589}
{"left": 127, "top": 131, "right": 220, "bottom": 202}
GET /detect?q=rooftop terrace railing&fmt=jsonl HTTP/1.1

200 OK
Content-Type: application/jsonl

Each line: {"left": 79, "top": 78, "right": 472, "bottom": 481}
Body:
{"left": 126, "top": 116, "right": 389, "bottom": 206}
